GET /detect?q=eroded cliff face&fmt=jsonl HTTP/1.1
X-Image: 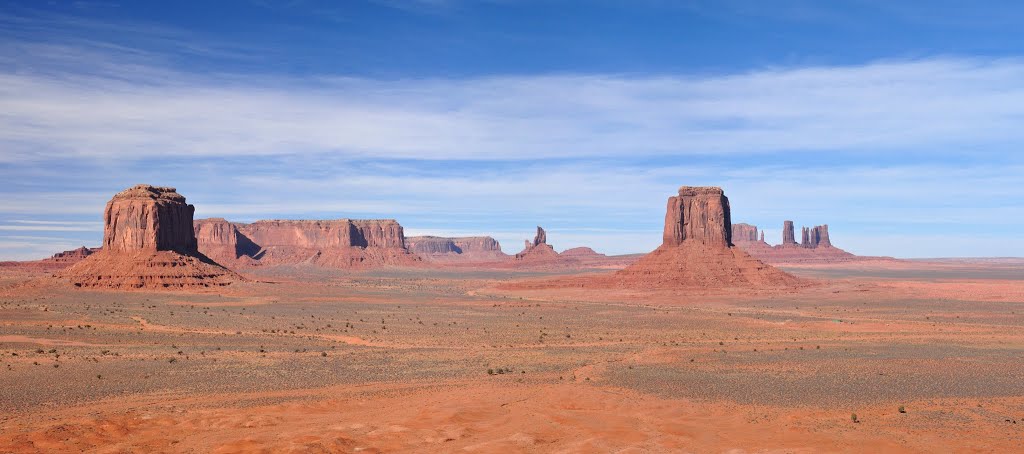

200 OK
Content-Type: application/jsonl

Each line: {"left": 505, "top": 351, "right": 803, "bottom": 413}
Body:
{"left": 806, "top": 225, "right": 832, "bottom": 248}
{"left": 662, "top": 186, "right": 731, "bottom": 248}
{"left": 782, "top": 221, "right": 798, "bottom": 246}
{"left": 103, "top": 185, "right": 197, "bottom": 254}
{"left": 237, "top": 220, "right": 405, "bottom": 249}
{"left": 62, "top": 185, "right": 238, "bottom": 289}
{"left": 194, "top": 218, "right": 418, "bottom": 268}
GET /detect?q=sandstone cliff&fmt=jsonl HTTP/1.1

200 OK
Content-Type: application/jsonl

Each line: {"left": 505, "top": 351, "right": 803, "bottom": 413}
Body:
{"left": 103, "top": 185, "right": 198, "bottom": 254}
{"left": 195, "top": 218, "right": 419, "bottom": 269}
{"left": 782, "top": 220, "right": 798, "bottom": 246}
{"left": 61, "top": 185, "right": 238, "bottom": 289}
{"left": 663, "top": 187, "right": 731, "bottom": 247}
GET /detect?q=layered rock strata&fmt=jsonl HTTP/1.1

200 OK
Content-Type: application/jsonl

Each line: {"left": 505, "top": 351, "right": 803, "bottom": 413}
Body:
{"left": 613, "top": 186, "right": 799, "bottom": 289}
{"left": 195, "top": 218, "right": 419, "bottom": 269}
{"left": 61, "top": 185, "right": 238, "bottom": 288}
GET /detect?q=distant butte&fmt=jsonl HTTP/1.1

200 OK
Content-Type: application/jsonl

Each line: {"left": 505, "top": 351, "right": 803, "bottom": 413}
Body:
{"left": 514, "top": 226, "right": 561, "bottom": 262}
{"left": 405, "top": 235, "right": 509, "bottom": 263}
{"left": 731, "top": 221, "right": 892, "bottom": 264}
{"left": 611, "top": 186, "right": 799, "bottom": 289}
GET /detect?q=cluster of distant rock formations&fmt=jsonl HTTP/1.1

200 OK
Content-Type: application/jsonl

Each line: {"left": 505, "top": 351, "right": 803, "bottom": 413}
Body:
{"left": 729, "top": 221, "right": 872, "bottom": 264}
{"left": 14, "top": 182, "right": 882, "bottom": 290}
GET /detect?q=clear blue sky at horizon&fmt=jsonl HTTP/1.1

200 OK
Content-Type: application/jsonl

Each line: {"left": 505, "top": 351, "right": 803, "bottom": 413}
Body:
{"left": 2, "top": 0, "right": 1024, "bottom": 259}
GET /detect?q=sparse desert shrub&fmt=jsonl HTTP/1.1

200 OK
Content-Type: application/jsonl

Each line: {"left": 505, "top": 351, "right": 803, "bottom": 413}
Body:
{"left": 898, "top": 406, "right": 906, "bottom": 414}
{"left": 851, "top": 413, "right": 859, "bottom": 423}
{"left": 488, "top": 369, "right": 494, "bottom": 375}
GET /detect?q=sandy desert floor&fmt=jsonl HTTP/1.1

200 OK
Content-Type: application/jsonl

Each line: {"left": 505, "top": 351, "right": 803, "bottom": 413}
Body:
{"left": 1, "top": 260, "right": 1023, "bottom": 453}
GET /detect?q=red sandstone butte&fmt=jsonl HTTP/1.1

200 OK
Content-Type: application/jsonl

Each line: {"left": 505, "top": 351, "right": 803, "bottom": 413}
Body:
{"left": 60, "top": 185, "right": 238, "bottom": 289}
{"left": 194, "top": 218, "right": 420, "bottom": 269}
{"left": 612, "top": 186, "right": 799, "bottom": 289}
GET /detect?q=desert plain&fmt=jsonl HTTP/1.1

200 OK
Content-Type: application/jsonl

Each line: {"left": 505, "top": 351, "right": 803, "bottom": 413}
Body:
{"left": 1, "top": 257, "right": 1023, "bottom": 453}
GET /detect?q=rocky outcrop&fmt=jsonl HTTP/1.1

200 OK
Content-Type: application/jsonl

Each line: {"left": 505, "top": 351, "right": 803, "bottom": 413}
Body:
{"left": 195, "top": 218, "right": 419, "bottom": 269}
{"left": 663, "top": 187, "right": 731, "bottom": 247}
{"left": 103, "top": 185, "right": 198, "bottom": 254}
{"left": 782, "top": 220, "right": 798, "bottom": 246}
{"left": 731, "top": 223, "right": 760, "bottom": 243}
{"left": 806, "top": 225, "right": 831, "bottom": 248}
{"left": 61, "top": 185, "right": 238, "bottom": 289}
{"left": 613, "top": 186, "right": 799, "bottom": 289}
{"left": 515, "top": 226, "right": 560, "bottom": 262}
{"left": 533, "top": 226, "right": 547, "bottom": 247}
{"left": 46, "top": 246, "right": 100, "bottom": 264}
{"left": 731, "top": 221, "right": 858, "bottom": 264}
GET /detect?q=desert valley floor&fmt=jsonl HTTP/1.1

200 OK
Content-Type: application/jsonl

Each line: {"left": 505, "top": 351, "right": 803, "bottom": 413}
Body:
{"left": 1, "top": 259, "right": 1023, "bottom": 453}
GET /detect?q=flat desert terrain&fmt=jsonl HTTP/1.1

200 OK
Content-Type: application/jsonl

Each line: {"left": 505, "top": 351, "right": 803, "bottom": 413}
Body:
{"left": 1, "top": 260, "right": 1023, "bottom": 453}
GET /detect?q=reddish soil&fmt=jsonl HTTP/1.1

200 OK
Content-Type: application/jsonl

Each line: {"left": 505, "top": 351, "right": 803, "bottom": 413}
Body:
{"left": 2, "top": 259, "right": 1023, "bottom": 452}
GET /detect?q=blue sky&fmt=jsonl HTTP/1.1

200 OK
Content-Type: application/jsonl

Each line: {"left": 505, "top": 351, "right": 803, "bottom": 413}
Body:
{"left": 2, "top": 0, "right": 1024, "bottom": 259}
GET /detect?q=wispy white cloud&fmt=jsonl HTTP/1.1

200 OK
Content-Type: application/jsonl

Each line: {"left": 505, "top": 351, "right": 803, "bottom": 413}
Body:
{"left": 4, "top": 46, "right": 1024, "bottom": 162}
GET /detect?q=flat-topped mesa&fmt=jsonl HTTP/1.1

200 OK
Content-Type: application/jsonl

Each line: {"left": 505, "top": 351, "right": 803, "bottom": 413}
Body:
{"left": 782, "top": 221, "right": 798, "bottom": 246}
{"left": 194, "top": 218, "right": 419, "bottom": 268}
{"left": 406, "top": 236, "right": 503, "bottom": 255}
{"left": 731, "top": 223, "right": 760, "bottom": 243}
{"left": 240, "top": 219, "right": 406, "bottom": 249}
{"left": 662, "top": 186, "right": 731, "bottom": 248}
{"left": 61, "top": 185, "right": 238, "bottom": 289}
{"left": 405, "top": 235, "right": 509, "bottom": 264}
{"left": 103, "top": 184, "right": 197, "bottom": 254}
